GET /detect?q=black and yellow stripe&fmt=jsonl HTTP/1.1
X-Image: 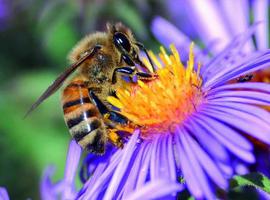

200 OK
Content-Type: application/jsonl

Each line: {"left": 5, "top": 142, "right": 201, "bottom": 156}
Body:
{"left": 61, "top": 79, "right": 107, "bottom": 154}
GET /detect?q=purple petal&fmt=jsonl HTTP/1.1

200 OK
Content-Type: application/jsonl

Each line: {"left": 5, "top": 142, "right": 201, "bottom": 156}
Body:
{"left": 135, "top": 142, "right": 152, "bottom": 189}
{"left": 166, "top": 0, "right": 199, "bottom": 38}
{"left": 210, "top": 82, "right": 270, "bottom": 92}
{"left": 180, "top": 130, "right": 215, "bottom": 200}
{"left": 199, "top": 103, "right": 254, "bottom": 151}
{"left": 40, "top": 166, "right": 64, "bottom": 200}
{"left": 203, "top": 49, "right": 270, "bottom": 89}
{"left": 258, "top": 189, "right": 270, "bottom": 200}
{"left": 184, "top": 117, "right": 235, "bottom": 178}
{"left": 207, "top": 101, "right": 270, "bottom": 127}
{"left": 80, "top": 149, "right": 123, "bottom": 199}
{"left": 199, "top": 107, "right": 270, "bottom": 146}
{"left": 209, "top": 96, "right": 270, "bottom": 108}
{"left": 184, "top": 117, "right": 230, "bottom": 162}
{"left": 80, "top": 147, "right": 115, "bottom": 183}
{"left": 41, "top": 141, "right": 82, "bottom": 199}
{"left": 159, "top": 136, "right": 171, "bottom": 179}
{"left": 184, "top": 133, "right": 228, "bottom": 189}
{"left": 103, "top": 130, "right": 139, "bottom": 200}
{"left": 201, "top": 24, "right": 258, "bottom": 81}
{"left": 253, "top": 0, "right": 269, "bottom": 50}
{"left": 0, "top": 187, "right": 9, "bottom": 200}
{"left": 126, "top": 180, "right": 182, "bottom": 200}
{"left": 207, "top": 90, "right": 270, "bottom": 105}
{"left": 150, "top": 136, "right": 161, "bottom": 180}
{"left": 61, "top": 140, "right": 82, "bottom": 199}
{"left": 167, "top": 135, "right": 177, "bottom": 181}
{"left": 217, "top": 162, "right": 233, "bottom": 177}
{"left": 174, "top": 127, "right": 204, "bottom": 198}
{"left": 193, "top": 113, "right": 255, "bottom": 163}
{"left": 121, "top": 142, "right": 149, "bottom": 198}
{"left": 64, "top": 140, "right": 82, "bottom": 183}
{"left": 219, "top": 0, "right": 253, "bottom": 52}
{"left": 182, "top": 0, "right": 231, "bottom": 53}
{"left": 151, "top": 16, "right": 191, "bottom": 47}
{"left": 150, "top": 135, "right": 176, "bottom": 182}
{"left": 234, "top": 162, "right": 249, "bottom": 175}
{"left": 78, "top": 154, "right": 112, "bottom": 198}
{"left": 151, "top": 16, "right": 201, "bottom": 59}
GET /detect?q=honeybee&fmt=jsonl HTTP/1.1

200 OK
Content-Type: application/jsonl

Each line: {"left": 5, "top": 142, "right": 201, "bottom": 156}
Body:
{"left": 25, "top": 23, "right": 156, "bottom": 154}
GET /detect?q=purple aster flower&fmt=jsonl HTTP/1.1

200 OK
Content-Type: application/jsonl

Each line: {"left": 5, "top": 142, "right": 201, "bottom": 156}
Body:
{"left": 104, "top": 25, "right": 270, "bottom": 199}
{"left": 41, "top": 131, "right": 182, "bottom": 199}
{"left": 0, "top": 187, "right": 9, "bottom": 200}
{"left": 152, "top": 0, "right": 269, "bottom": 58}
{"left": 158, "top": 1, "right": 270, "bottom": 184}
{"left": 151, "top": 2, "right": 270, "bottom": 198}
{"left": 41, "top": 139, "right": 82, "bottom": 200}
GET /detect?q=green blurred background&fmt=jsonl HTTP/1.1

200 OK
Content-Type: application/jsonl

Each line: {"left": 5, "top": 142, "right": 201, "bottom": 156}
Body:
{"left": 0, "top": 0, "right": 167, "bottom": 199}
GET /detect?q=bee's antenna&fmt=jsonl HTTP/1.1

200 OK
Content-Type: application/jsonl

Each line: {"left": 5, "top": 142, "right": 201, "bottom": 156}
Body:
{"left": 135, "top": 42, "right": 155, "bottom": 72}
{"left": 112, "top": 24, "right": 117, "bottom": 33}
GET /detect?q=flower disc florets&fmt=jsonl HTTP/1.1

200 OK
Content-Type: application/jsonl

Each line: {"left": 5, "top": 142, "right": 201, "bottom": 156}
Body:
{"left": 108, "top": 44, "right": 204, "bottom": 138}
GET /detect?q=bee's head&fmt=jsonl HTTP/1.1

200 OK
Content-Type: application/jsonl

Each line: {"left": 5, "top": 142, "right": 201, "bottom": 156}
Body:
{"left": 107, "top": 22, "right": 140, "bottom": 66}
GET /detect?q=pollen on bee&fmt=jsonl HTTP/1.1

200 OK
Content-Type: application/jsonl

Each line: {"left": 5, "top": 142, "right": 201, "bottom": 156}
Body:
{"left": 107, "top": 43, "right": 204, "bottom": 139}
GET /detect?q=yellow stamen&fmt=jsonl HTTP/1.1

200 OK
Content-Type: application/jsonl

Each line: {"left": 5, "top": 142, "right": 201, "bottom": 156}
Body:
{"left": 107, "top": 96, "right": 124, "bottom": 109}
{"left": 142, "top": 57, "right": 153, "bottom": 72}
{"left": 108, "top": 44, "right": 204, "bottom": 139}
{"left": 149, "top": 51, "right": 162, "bottom": 69}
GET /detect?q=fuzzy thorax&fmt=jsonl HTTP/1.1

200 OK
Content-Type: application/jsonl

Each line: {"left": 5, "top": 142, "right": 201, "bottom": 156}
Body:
{"left": 108, "top": 44, "right": 204, "bottom": 138}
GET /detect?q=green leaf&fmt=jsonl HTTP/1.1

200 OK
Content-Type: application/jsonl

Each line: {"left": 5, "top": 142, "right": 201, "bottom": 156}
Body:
{"left": 176, "top": 188, "right": 195, "bottom": 200}
{"left": 231, "top": 172, "right": 270, "bottom": 194}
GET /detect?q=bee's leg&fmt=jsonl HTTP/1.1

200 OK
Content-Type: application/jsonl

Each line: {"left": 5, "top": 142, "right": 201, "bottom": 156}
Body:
{"left": 116, "top": 41, "right": 155, "bottom": 73}
{"left": 112, "top": 66, "right": 135, "bottom": 84}
{"left": 112, "top": 67, "right": 157, "bottom": 84}
{"left": 88, "top": 90, "right": 109, "bottom": 115}
{"left": 135, "top": 42, "right": 155, "bottom": 72}
{"left": 89, "top": 90, "right": 125, "bottom": 148}
{"left": 136, "top": 72, "right": 158, "bottom": 81}
{"left": 105, "top": 110, "right": 129, "bottom": 125}
{"left": 118, "top": 40, "right": 155, "bottom": 73}
{"left": 104, "top": 111, "right": 137, "bottom": 149}
{"left": 122, "top": 53, "right": 136, "bottom": 66}
{"left": 88, "top": 90, "right": 129, "bottom": 125}
{"left": 107, "top": 129, "right": 124, "bottom": 149}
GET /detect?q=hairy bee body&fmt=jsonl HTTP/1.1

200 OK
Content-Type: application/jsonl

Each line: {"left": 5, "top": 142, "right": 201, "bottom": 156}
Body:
{"left": 27, "top": 23, "right": 155, "bottom": 154}
{"left": 62, "top": 77, "right": 107, "bottom": 153}
{"left": 61, "top": 24, "right": 138, "bottom": 154}
{"left": 68, "top": 27, "right": 134, "bottom": 102}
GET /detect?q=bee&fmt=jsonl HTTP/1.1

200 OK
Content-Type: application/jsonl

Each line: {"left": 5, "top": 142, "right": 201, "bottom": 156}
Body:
{"left": 25, "top": 23, "right": 156, "bottom": 154}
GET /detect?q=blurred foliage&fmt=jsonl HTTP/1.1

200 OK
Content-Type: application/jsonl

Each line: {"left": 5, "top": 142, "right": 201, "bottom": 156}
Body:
{"left": 231, "top": 173, "right": 270, "bottom": 195}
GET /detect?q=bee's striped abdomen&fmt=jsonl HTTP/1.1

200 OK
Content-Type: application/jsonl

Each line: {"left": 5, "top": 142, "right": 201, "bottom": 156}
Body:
{"left": 62, "top": 80, "right": 107, "bottom": 154}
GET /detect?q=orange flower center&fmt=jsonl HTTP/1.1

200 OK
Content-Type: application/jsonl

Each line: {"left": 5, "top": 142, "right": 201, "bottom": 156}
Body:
{"left": 108, "top": 44, "right": 204, "bottom": 139}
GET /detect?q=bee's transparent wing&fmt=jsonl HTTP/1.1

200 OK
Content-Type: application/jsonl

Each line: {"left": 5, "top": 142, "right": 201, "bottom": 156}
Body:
{"left": 24, "top": 45, "right": 101, "bottom": 118}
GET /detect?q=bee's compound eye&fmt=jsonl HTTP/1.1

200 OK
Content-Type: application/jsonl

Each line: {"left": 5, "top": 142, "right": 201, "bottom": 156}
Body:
{"left": 113, "top": 32, "right": 131, "bottom": 52}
